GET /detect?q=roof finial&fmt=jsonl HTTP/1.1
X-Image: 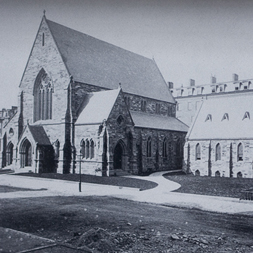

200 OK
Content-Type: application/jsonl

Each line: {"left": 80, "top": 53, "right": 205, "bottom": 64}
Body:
{"left": 43, "top": 10, "right": 46, "bottom": 17}
{"left": 119, "top": 83, "right": 122, "bottom": 89}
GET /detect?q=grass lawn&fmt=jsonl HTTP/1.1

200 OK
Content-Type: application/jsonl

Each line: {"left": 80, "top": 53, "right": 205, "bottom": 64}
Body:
{"left": 15, "top": 173, "right": 157, "bottom": 191}
{"left": 164, "top": 174, "right": 253, "bottom": 198}
{"left": 0, "top": 185, "right": 46, "bottom": 193}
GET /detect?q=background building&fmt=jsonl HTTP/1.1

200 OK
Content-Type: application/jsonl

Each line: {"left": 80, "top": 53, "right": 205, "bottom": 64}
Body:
{"left": 170, "top": 74, "right": 253, "bottom": 126}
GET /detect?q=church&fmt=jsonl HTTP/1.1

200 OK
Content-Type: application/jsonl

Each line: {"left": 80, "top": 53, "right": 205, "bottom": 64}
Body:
{"left": 0, "top": 14, "right": 188, "bottom": 176}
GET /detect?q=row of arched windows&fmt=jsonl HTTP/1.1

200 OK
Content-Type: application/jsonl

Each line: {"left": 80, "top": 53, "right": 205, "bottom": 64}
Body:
{"left": 195, "top": 143, "right": 243, "bottom": 161}
{"left": 146, "top": 137, "right": 181, "bottom": 158}
{"left": 205, "top": 112, "right": 250, "bottom": 122}
{"left": 195, "top": 169, "right": 243, "bottom": 178}
{"left": 80, "top": 139, "right": 95, "bottom": 159}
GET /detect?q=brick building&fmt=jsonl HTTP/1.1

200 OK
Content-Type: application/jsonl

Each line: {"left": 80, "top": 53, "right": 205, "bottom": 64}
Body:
{"left": 0, "top": 14, "right": 188, "bottom": 176}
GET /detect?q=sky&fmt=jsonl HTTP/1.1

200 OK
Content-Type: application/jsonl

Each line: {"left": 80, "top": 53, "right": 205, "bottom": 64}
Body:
{"left": 0, "top": 0, "right": 253, "bottom": 109}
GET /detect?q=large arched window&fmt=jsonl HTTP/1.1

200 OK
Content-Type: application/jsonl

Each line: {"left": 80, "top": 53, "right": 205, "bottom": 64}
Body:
{"left": 215, "top": 143, "right": 221, "bottom": 161}
{"left": 195, "top": 143, "right": 201, "bottom": 160}
{"left": 237, "top": 143, "right": 243, "bottom": 161}
{"left": 147, "top": 137, "right": 152, "bottom": 157}
{"left": 33, "top": 68, "right": 53, "bottom": 122}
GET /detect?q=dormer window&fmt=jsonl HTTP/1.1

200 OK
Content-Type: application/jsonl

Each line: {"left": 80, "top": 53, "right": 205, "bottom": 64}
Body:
{"left": 205, "top": 114, "right": 212, "bottom": 122}
{"left": 222, "top": 113, "right": 229, "bottom": 121}
{"left": 243, "top": 111, "right": 250, "bottom": 120}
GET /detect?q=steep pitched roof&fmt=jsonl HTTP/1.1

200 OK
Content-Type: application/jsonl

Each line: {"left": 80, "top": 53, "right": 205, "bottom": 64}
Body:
{"left": 75, "top": 89, "right": 121, "bottom": 125}
{"left": 46, "top": 19, "right": 174, "bottom": 103}
{"left": 187, "top": 94, "right": 253, "bottom": 140}
{"left": 28, "top": 125, "right": 51, "bottom": 145}
{"left": 131, "top": 111, "right": 188, "bottom": 132}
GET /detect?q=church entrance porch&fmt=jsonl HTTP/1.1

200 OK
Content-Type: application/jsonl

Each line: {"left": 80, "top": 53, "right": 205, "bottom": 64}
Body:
{"left": 36, "top": 145, "right": 55, "bottom": 173}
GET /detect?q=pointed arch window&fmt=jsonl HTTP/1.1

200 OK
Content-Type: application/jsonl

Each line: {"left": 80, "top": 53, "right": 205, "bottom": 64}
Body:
{"left": 90, "top": 140, "right": 94, "bottom": 159}
{"left": 205, "top": 114, "right": 212, "bottom": 122}
{"left": 80, "top": 140, "right": 85, "bottom": 158}
{"left": 221, "top": 113, "right": 229, "bottom": 121}
{"left": 86, "top": 139, "right": 90, "bottom": 159}
{"left": 195, "top": 143, "right": 201, "bottom": 160}
{"left": 33, "top": 69, "right": 53, "bottom": 122}
{"left": 54, "top": 140, "right": 60, "bottom": 159}
{"left": 162, "top": 138, "right": 167, "bottom": 158}
{"left": 237, "top": 143, "right": 243, "bottom": 161}
{"left": 42, "top": 33, "right": 45, "bottom": 46}
{"left": 243, "top": 111, "right": 250, "bottom": 120}
{"left": 215, "top": 143, "right": 221, "bottom": 161}
{"left": 147, "top": 137, "right": 152, "bottom": 157}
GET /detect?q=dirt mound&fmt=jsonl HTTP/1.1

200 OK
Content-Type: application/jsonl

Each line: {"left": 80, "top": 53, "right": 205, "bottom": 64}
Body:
{"left": 70, "top": 227, "right": 136, "bottom": 252}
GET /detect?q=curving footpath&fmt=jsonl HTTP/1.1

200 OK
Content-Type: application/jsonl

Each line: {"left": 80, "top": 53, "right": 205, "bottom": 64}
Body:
{"left": 0, "top": 172, "right": 253, "bottom": 215}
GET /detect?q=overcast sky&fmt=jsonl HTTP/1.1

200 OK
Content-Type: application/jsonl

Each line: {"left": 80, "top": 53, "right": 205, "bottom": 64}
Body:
{"left": 0, "top": 0, "right": 253, "bottom": 109}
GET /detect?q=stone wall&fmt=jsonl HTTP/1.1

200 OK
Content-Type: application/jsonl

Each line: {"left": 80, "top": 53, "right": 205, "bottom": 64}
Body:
{"left": 185, "top": 140, "right": 253, "bottom": 178}
{"left": 135, "top": 128, "right": 186, "bottom": 174}
{"left": 19, "top": 17, "right": 70, "bottom": 125}
{"left": 124, "top": 93, "right": 176, "bottom": 117}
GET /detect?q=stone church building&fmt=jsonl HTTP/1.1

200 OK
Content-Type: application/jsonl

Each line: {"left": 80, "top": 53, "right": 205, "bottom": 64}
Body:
{"left": 0, "top": 14, "right": 188, "bottom": 176}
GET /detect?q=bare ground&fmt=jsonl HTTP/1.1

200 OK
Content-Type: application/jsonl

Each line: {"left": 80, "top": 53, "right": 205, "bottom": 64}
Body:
{"left": 0, "top": 196, "right": 253, "bottom": 252}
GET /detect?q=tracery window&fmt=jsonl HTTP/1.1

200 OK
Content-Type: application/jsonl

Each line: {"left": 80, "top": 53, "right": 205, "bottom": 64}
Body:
{"left": 34, "top": 69, "right": 53, "bottom": 122}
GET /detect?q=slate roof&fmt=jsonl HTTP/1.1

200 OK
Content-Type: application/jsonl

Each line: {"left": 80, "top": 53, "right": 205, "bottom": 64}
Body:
{"left": 187, "top": 94, "right": 253, "bottom": 140}
{"left": 28, "top": 125, "right": 51, "bottom": 145}
{"left": 75, "top": 89, "right": 121, "bottom": 125}
{"left": 46, "top": 19, "right": 174, "bottom": 103}
{"left": 131, "top": 111, "right": 188, "bottom": 132}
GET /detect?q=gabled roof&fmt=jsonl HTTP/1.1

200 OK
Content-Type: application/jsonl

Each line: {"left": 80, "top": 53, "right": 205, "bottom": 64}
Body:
{"left": 187, "top": 94, "right": 253, "bottom": 140}
{"left": 28, "top": 125, "right": 51, "bottom": 145}
{"left": 131, "top": 111, "right": 188, "bottom": 132}
{"left": 75, "top": 89, "right": 121, "bottom": 125}
{"left": 46, "top": 18, "right": 174, "bottom": 103}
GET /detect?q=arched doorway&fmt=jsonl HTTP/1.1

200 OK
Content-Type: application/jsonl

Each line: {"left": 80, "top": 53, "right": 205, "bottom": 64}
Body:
{"left": 114, "top": 142, "right": 123, "bottom": 170}
{"left": 6, "top": 142, "right": 14, "bottom": 165}
{"left": 20, "top": 139, "right": 32, "bottom": 168}
{"left": 113, "top": 140, "right": 127, "bottom": 173}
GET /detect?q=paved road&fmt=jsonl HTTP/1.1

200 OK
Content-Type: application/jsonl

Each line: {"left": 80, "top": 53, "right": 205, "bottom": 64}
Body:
{"left": 1, "top": 172, "right": 253, "bottom": 215}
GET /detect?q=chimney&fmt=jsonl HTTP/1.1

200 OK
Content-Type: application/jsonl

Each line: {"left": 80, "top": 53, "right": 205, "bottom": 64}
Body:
{"left": 168, "top": 82, "right": 174, "bottom": 89}
{"left": 190, "top": 79, "right": 195, "bottom": 86}
{"left": 233, "top": 73, "right": 239, "bottom": 82}
{"left": 211, "top": 76, "right": 216, "bottom": 84}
